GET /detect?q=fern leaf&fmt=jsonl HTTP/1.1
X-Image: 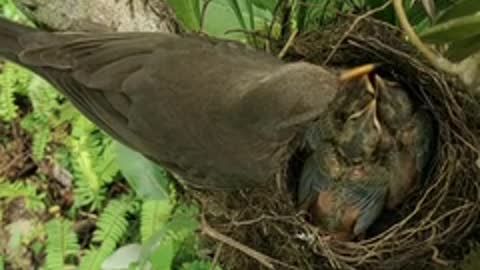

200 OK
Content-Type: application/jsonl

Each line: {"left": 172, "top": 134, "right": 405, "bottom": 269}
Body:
{"left": 70, "top": 116, "right": 114, "bottom": 210}
{"left": 78, "top": 200, "right": 131, "bottom": 270}
{"left": 95, "top": 138, "right": 119, "bottom": 184}
{"left": 73, "top": 177, "right": 106, "bottom": 210}
{"left": 140, "top": 200, "right": 172, "bottom": 243}
{"left": 45, "top": 219, "right": 80, "bottom": 270}
{"left": 0, "top": 63, "right": 31, "bottom": 121}
{"left": 71, "top": 136, "right": 101, "bottom": 193}
{"left": 0, "top": 180, "right": 45, "bottom": 212}
{"left": 32, "top": 128, "right": 52, "bottom": 161}
{"left": 27, "top": 77, "right": 61, "bottom": 119}
{"left": 78, "top": 248, "right": 106, "bottom": 270}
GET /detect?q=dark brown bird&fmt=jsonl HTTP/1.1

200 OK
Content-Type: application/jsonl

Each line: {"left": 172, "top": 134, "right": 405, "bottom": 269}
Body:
{"left": 0, "top": 17, "right": 339, "bottom": 189}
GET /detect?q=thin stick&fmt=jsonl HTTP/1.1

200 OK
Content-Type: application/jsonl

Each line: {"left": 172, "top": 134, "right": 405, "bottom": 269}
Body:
{"left": 210, "top": 243, "right": 223, "bottom": 270}
{"left": 323, "top": 0, "right": 392, "bottom": 65}
{"left": 278, "top": 30, "right": 298, "bottom": 59}
{"left": 201, "top": 216, "right": 276, "bottom": 269}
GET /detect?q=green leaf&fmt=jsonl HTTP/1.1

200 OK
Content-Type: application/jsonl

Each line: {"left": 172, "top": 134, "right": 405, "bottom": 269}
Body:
{"left": 80, "top": 200, "right": 132, "bottom": 270}
{"left": 227, "top": 0, "right": 248, "bottom": 31}
{"left": 181, "top": 260, "right": 222, "bottom": 270}
{"left": 101, "top": 244, "right": 142, "bottom": 270}
{"left": 115, "top": 142, "right": 170, "bottom": 200}
{"left": 167, "top": 0, "right": 201, "bottom": 31}
{"left": 201, "top": 0, "right": 273, "bottom": 40}
{"left": 445, "top": 34, "right": 480, "bottom": 61}
{"left": 45, "top": 219, "right": 80, "bottom": 270}
{"left": 149, "top": 240, "right": 176, "bottom": 270}
{"left": 140, "top": 200, "right": 173, "bottom": 243}
{"left": 436, "top": 0, "right": 480, "bottom": 24}
{"left": 420, "top": 14, "right": 480, "bottom": 44}
{"left": 250, "top": 0, "right": 277, "bottom": 12}
{"left": 138, "top": 212, "right": 199, "bottom": 270}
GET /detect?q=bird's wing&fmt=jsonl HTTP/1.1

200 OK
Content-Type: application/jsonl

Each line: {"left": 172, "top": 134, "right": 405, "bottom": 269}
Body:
{"left": 297, "top": 143, "right": 340, "bottom": 207}
{"left": 343, "top": 181, "right": 387, "bottom": 236}
{"left": 9, "top": 26, "right": 338, "bottom": 189}
{"left": 298, "top": 155, "right": 332, "bottom": 207}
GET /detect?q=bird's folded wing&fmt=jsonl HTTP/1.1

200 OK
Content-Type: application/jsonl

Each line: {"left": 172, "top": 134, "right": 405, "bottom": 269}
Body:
{"left": 15, "top": 30, "right": 337, "bottom": 188}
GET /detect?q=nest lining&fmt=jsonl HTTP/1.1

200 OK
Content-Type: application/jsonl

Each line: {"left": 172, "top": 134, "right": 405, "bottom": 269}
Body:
{"left": 184, "top": 17, "right": 480, "bottom": 270}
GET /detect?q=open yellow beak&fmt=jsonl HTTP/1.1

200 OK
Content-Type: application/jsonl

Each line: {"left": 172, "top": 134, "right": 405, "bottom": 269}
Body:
{"left": 339, "top": 63, "right": 377, "bottom": 82}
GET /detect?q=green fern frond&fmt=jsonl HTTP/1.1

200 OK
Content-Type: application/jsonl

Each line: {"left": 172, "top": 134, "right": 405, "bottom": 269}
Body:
{"left": 78, "top": 200, "right": 132, "bottom": 270}
{"left": 73, "top": 180, "right": 106, "bottom": 210}
{"left": 140, "top": 200, "right": 173, "bottom": 243}
{"left": 32, "top": 128, "right": 52, "bottom": 161}
{"left": 0, "top": 63, "right": 32, "bottom": 121}
{"left": 95, "top": 138, "right": 119, "bottom": 184}
{"left": 92, "top": 200, "right": 131, "bottom": 247}
{"left": 0, "top": 180, "right": 45, "bottom": 212}
{"left": 180, "top": 260, "right": 222, "bottom": 270}
{"left": 70, "top": 116, "right": 117, "bottom": 209}
{"left": 45, "top": 219, "right": 80, "bottom": 270}
{"left": 71, "top": 135, "right": 101, "bottom": 193}
{"left": 78, "top": 248, "right": 109, "bottom": 270}
{"left": 27, "top": 77, "right": 61, "bottom": 119}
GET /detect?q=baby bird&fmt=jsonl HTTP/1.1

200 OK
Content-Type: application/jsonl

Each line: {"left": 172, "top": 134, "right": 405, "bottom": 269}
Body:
{"left": 387, "top": 110, "right": 434, "bottom": 208}
{"left": 337, "top": 72, "right": 382, "bottom": 163}
{"left": 302, "top": 158, "right": 390, "bottom": 240}
{"left": 299, "top": 64, "right": 434, "bottom": 240}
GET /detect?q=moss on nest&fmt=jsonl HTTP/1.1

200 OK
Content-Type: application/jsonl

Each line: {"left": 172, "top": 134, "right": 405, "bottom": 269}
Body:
{"left": 185, "top": 17, "right": 480, "bottom": 270}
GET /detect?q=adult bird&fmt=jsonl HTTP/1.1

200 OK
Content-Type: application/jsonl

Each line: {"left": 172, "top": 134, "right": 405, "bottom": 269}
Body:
{"left": 0, "top": 17, "right": 339, "bottom": 190}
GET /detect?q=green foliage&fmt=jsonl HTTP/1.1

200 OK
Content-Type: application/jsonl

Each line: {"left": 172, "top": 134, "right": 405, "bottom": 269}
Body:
{"left": 0, "top": 0, "right": 24, "bottom": 19}
{"left": 78, "top": 199, "right": 133, "bottom": 270}
{"left": 140, "top": 199, "right": 173, "bottom": 243}
{"left": 180, "top": 260, "right": 222, "bottom": 270}
{"left": 116, "top": 143, "right": 170, "bottom": 200}
{"left": 421, "top": 15, "right": 480, "bottom": 44}
{"left": 138, "top": 206, "right": 200, "bottom": 270}
{"left": 45, "top": 219, "right": 80, "bottom": 270}
{"left": 436, "top": 0, "right": 480, "bottom": 24}
{"left": 19, "top": 77, "right": 63, "bottom": 161}
{"left": 70, "top": 117, "right": 119, "bottom": 209}
{"left": 0, "top": 64, "right": 32, "bottom": 121}
{"left": 166, "top": 0, "right": 201, "bottom": 31}
{"left": 0, "top": 179, "right": 45, "bottom": 213}
{"left": 418, "top": 0, "right": 480, "bottom": 62}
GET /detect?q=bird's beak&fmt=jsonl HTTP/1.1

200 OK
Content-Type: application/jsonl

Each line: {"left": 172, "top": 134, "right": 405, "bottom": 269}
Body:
{"left": 339, "top": 63, "right": 377, "bottom": 82}
{"left": 374, "top": 74, "right": 387, "bottom": 92}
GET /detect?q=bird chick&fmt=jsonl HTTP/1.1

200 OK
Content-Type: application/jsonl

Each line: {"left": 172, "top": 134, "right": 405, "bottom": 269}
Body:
{"left": 298, "top": 140, "right": 343, "bottom": 209}
{"left": 387, "top": 109, "right": 434, "bottom": 208}
{"left": 376, "top": 75, "right": 414, "bottom": 132}
{"left": 309, "top": 163, "right": 390, "bottom": 240}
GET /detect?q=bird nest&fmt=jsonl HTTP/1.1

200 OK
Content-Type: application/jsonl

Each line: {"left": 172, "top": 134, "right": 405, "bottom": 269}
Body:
{"left": 184, "top": 17, "right": 480, "bottom": 270}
